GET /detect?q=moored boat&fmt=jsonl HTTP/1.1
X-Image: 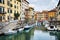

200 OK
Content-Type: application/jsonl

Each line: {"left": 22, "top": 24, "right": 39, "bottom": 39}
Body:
{"left": 47, "top": 25, "right": 57, "bottom": 31}
{"left": 24, "top": 24, "right": 31, "bottom": 30}
{"left": 4, "top": 29, "right": 17, "bottom": 35}
{"left": 18, "top": 28, "right": 24, "bottom": 32}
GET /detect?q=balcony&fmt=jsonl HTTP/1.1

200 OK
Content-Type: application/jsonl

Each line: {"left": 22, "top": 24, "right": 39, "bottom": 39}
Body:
{"left": 0, "top": 11, "right": 6, "bottom": 14}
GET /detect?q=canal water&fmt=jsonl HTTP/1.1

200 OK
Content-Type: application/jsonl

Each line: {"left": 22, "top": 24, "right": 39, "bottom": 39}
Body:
{"left": 0, "top": 27, "right": 60, "bottom": 40}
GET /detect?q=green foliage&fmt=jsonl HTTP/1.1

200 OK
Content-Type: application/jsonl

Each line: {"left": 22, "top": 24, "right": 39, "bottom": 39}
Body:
{"left": 14, "top": 13, "right": 20, "bottom": 20}
{"left": 25, "top": 18, "right": 29, "bottom": 23}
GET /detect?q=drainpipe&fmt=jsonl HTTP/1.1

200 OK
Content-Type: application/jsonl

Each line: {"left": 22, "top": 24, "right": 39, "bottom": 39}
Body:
{"left": 21, "top": 0, "right": 22, "bottom": 21}
{"left": 2, "top": 16, "right": 3, "bottom": 22}
{"left": 21, "top": 0, "right": 23, "bottom": 25}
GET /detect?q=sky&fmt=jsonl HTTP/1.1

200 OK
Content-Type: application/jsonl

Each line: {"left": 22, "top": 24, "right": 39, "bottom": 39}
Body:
{"left": 27, "top": 0, "right": 59, "bottom": 11}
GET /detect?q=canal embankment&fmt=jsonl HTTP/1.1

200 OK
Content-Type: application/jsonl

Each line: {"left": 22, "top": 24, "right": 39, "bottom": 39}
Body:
{"left": 0, "top": 20, "right": 36, "bottom": 35}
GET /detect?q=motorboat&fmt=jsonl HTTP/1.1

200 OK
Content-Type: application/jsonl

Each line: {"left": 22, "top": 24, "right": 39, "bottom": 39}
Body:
{"left": 18, "top": 28, "right": 24, "bottom": 32}
{"left": 24, "top": 24, "right": 31, "bottom": 30}
{"left": 4, "top": 29, "right": 17, "bottom": 35}
{"left": 47, "top": 25, "right": 57, "bottom": 31}
{"left": 45, "top": 23, "right": 49, "bottom": 28}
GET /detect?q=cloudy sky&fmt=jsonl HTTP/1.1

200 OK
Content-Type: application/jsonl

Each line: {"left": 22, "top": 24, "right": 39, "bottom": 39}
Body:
{"left": 27, "top": 0, "right": 59, "bottom": 11}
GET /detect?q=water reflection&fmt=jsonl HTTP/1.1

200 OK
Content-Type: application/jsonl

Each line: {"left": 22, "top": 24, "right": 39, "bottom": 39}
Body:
{"left": 0, "top": 27, "right": 60, "bottom": 40}
{"left": 49, "top": 31, "right": 60, "bottom": 40}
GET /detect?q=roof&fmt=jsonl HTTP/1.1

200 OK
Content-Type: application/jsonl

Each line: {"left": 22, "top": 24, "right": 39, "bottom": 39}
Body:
{"left": 48, "top": 9, "right": 57, "bottom": 12}
{"left": 57, "top": 0, "right": 60, "bottom": 6}
{"left": 24, "top": 0, "right": 29, "bottom": 4}
{"left": 29, "top": 7, "right": 34, "bottom": 10}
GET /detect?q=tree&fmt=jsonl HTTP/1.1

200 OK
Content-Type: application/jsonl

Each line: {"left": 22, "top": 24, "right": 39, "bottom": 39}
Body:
{"left": 25, "top": 18, "right": 29, "bottom": 23}
{"left": 14, "top": 12, "right": 20, "bottom": 20}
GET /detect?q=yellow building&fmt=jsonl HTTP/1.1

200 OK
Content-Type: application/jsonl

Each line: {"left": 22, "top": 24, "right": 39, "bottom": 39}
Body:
{"left": 34, "top": 11, "right": 44, "bottom": 21}
{"left": 0, "top": 0, "right": 21, "bottom": 22}
{"left": 48, "top": 9, "right": 57, "bottom": 21}
{"left": 41, "top": 11, "right": 48, "bottom": 20}
{"left": 34, "top": 11, "right": 49, "bottom": 21}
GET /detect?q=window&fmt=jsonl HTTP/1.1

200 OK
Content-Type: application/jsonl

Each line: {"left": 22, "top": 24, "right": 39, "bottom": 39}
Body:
{"left": 0, "top": 6, "right": 4, "bottom": 13}
{"left": 8, "top": 8, "right": 12, "bottom": 13}
{"left": 0, "top": 0, "right": 2, "bottom": 3}
{"left": 8, "top": 16, "right": 9, "bottom": 20}
{"left": 59, "top": 7, "right": 60, "bottom": 9}
{"left": 59, "top": 12, "right": 60, "bottom": 14}
{"left": 14, "top": 0, "right": 16, "bottom": 3}
{"left": 0, "top": 16, "right": 2, "bottom": 21}
{"left": 14, "top": 10, "right": 16, "bottom": 13}
{"left": 7, "top": 1, "right": 13, "bottom": 7}
{"left": 10, "top": 9, "right": 12, "bottom": 13}
{"left": 0, "top": 0, "right": 4, "bottom": 4}
{"left": 20, "top": 4, "right": 21, "bottom": 6}
{"left": 14, "top": 5, "right": 16, "bottom": 8}
{"left": 10, "top": 0, "right": 12, "bottom": 1}
{"left": 3, "top": 16, "right": 5, "bottom": 20}
{"left": 7, "top": 1, "right": 10, "bottom": 6}
{"left": 10, "top": 4, "right": 13, "bottom": 7}
{"left": 0, "top": 7, "right": 2, "bottom": 12}
{"left": 8, "top": 8, "right": 10, "bottom": 13}
{"left": 17, "top": 2, "right": 18, "bottom": 4}
{"left": 3, "top": 0, "right": 4, "bottom": 4}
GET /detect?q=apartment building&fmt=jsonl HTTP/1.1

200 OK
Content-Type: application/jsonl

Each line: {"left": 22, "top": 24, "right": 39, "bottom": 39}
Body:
{"left": 40, "top": 11, "right": 48, "bottom": 21}
{"left": 34, "top": 11, "right": 48, "bottom": 22}
{"left": 20, "top": 0, "right": 29, "bottom": 21}
{"left": 48, "top": 9, "right": 57, "bottom": 21}
{"left": 29, "top": 7, "right": 34, "bottom": 21}
{"left": 57, "top": 0, "right": 60, "bottom": 21}
{"left": 0, "top": 0, "right": 21, "bottom": 22}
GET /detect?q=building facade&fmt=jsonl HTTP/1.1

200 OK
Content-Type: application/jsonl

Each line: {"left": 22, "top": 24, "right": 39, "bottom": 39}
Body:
{"left": 0, "top": 0, "right": 21, "bottom": 22}
{"left": 34, "top": 11, "right": 46, "bottom": 21}
{"left": 48, "top": 9, "right": 57, "bottom": 21}
{"left": 41, "top": 11, "right": 48, "bottom": 20}
{"left": 20, "top": 0, "right": 29, "bottom": 21}
{"left": 29, "top": 7, "right": 34, "bottom": 21}
{"left": 57, "top": 0, "right": 60, "bottom": 21}
{"left": 24, "top": 7, "right": 35, "bottom": 23}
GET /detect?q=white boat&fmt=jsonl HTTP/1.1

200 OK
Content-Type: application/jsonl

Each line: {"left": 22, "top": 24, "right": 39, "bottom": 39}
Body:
{"left": 47, "top": 25, "right": 57, "bottom": 31}
{"left": 24, "top": 24, "right": 31, "bottom": 30}
{"left": 18, "top": 28, "right": 24, "bottom": 32}
{"left": 45, "top": 23, "right": 49, "bottom": 27}
{"left": 4, "top": 29, "right": 17, "bottom": 35}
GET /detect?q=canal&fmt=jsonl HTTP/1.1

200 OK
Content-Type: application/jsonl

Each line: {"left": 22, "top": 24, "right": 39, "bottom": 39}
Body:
{"left": 0, "top": 27, "right": 60, "bottom": 40}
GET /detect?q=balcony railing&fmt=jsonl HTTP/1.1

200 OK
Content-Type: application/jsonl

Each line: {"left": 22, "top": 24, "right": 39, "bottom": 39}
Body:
{"left": 0, "top": 11, "right": 6, "bottom": 14}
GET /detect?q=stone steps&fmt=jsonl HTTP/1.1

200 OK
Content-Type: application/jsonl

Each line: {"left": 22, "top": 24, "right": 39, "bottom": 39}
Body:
{"left": 1, "top": 21, "right": 18, "bottom": 33}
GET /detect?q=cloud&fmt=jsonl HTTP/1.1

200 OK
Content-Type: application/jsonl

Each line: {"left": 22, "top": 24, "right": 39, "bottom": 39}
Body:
{"left": 27, "top": 0, "right": 59, "bottom": 11}
{"left": 27, "top": 0, "right": 38, "bottom": 3}
{"left": 29, "top": 4, "right": 36, "bottom": 7}
{"left": 48, "top": 0, "right": 59, "bottom": 8}
{"left": 34, "top": 0, "right": 38, "bottom": 2}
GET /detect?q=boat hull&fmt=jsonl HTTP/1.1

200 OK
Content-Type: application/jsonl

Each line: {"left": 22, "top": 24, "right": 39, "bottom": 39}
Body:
{"left": 18, "top": 28, "right": 24, "bottom": 32}
{"left": 47, "top": 26, "right": 57, "bottom": 31}
{"left": 4, "top": 30, "right": 17, "bottom": 35}
{"left": 24, "top": 27, "right": 30, "bottom": 30}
